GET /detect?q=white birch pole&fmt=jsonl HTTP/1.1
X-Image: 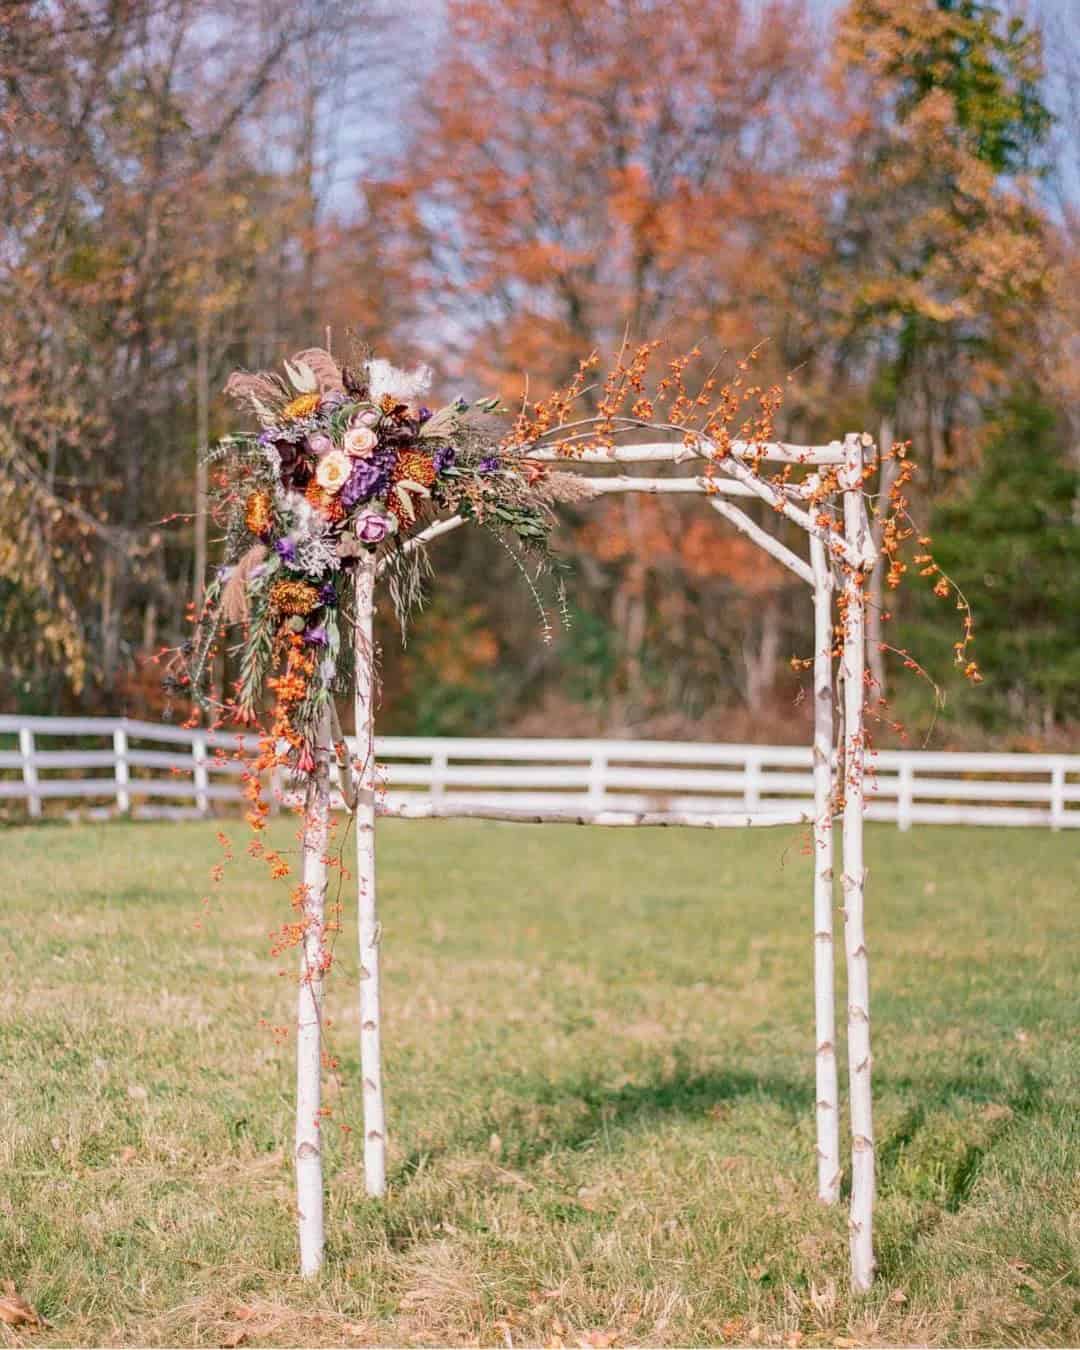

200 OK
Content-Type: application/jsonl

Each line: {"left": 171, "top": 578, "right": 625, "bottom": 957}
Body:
{"left": 353, "top": 549, "right": 387, "bottom": 1197}
{"left": 841, "top": 433, "right": 875, "bottom": 1290}
{"left": 295, "top": 705, "right": 331, "bottom": 1278}
{"left": 810, "top": 535, "right": 840, "bottom": 1205}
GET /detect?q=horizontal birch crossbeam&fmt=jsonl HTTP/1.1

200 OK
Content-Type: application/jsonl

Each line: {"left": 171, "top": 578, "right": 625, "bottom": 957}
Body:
{"left": 377, "top": 800, "right": 812, "bottom": 828}
{"left": 528, "top": 440, "right": 847, "bottom": 465}
{"left": 583, "top": 475, "right": 760, "bottom": 498}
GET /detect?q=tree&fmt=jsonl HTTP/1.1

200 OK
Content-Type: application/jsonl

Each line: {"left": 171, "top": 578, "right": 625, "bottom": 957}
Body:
{"left": 902, "top": 391, "right": 1080, "bottom": 736}
{"left": 826, "top": 0, "right": 1052, "bottom": 473}
{"left": 359, "top": 0, "right": 827, "bottom": 729}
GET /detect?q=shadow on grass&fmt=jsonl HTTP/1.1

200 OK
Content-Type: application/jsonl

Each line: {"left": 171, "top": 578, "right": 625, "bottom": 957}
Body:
{"left": 871, "top": 1066, "right": 1046, "bottom": 1280}
{"left": 393, "top": 1052, "right": 815, "bottom": 1186}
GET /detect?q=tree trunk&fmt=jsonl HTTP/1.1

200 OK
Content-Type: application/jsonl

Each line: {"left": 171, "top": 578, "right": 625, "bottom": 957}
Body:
{"left": 193, "top": 307, "right": 210, "bottom": 609}
{"left": 866, "top": 417, "right": 895, "bottom": 700}
{"left": 296, "top": 706, "right": 331, "bottom": 1277}
{"left": 353, "top": 550, "right": 387, "bottom": 1196}
{"left": 810, "top": 536, "right": 840, "bottom": 1204}
{"left": 841, "top": 434, "right": 875, "bottom": 1291}
{"left": 743, "top": 592, "right": 781, "bottom": 715}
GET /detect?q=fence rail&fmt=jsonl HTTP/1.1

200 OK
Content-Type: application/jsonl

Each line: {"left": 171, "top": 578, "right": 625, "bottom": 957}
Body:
{"left": 1, "top": 715, "right": 1077, "bottom": 829}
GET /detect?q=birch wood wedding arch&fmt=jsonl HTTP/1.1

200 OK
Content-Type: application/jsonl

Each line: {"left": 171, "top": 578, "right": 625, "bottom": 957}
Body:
{"left": 294, "top": 430, "right": 880, "bottom": 1293}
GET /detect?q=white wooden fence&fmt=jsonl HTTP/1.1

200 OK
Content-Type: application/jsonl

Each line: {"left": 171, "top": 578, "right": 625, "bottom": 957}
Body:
{"left": 1, "top": 715, "right": 1077, "bottom": 829}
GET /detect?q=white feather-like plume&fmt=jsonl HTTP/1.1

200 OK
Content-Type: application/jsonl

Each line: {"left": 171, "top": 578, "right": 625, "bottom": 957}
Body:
{"left": 367, "top": 358, "right": 432, "bottom": 405}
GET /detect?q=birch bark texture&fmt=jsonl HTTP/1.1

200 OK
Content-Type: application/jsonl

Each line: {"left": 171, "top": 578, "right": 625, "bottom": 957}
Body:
{"left": 353, "top": 549, "right": 387, "bottom": 1197}
{"left": 842, "top": 433, "right": 875, "bottom": 1291}
{"left": 295, "top": 705, "right": 331, "bottom": 1277}
{"left": 810, "top": 535, "right": 840, "bottom": 1205}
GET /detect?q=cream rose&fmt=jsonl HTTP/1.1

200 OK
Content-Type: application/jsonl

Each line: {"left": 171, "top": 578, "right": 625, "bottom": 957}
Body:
{"left": 315, "top": 449, "right": 351, "bottom": 495}
{"left": 344, "top": 424, "right": 378, "bottom": 458}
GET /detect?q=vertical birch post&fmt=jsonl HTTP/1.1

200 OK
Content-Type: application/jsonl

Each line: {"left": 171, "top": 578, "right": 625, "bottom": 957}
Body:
{"left": 296, "top": 706, "right": 331, "bottom": 1278}
{"left": 841, "top": 433, "right": 875, "bottom": 1291}
{"left": 810, "top": 535, "right": 840, "bottom": 1205}
{"left": 353, "top": 550, "right": 387, "bottom": 1197}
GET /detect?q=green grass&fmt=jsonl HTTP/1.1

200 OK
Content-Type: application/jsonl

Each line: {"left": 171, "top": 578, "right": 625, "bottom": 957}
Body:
{"left": 0, "top": 819, "right": 1077, "bottom": 1347}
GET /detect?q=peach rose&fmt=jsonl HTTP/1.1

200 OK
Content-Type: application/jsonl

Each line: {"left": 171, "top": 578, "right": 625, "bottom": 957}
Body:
{"left": 315, "top": 449, "right": 351, "bottom": 495}
{"left": 344, "top": 424, "right": 378, "bottom": 458}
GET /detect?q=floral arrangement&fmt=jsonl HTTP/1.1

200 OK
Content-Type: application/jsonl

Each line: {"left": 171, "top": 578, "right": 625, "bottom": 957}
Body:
{"left": 171, "top": 338, "right": 980, "bottom": 784}
{"left": 173, "top": 346, "right": 584, "bottom": 769}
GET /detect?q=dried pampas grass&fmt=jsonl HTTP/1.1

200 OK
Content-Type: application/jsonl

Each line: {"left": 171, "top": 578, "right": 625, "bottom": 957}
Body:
{"left": 290, "top": 348, "right": 344, "bottom": 395}
{"left": 221, "top": 545, "right": 268, "bottom": 625}
{"left": 535, "top": 470, "right": 600, "bottom": 505}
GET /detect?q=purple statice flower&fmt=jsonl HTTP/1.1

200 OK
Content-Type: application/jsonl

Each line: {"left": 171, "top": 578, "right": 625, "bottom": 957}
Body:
{"left": 478, "top": 455, "right": 500, "bottom": 475}
{"left": 432, "top": 444, "right": 456, "bottom": 474}
{"left": 340, "top": 449, "right": 393, "bottom": 509}
{"left": 303, "top": 625, "right": 328, "bottom": 646}
{"left": 275, "top": 536, "right": 298, "bottom": 566}
{"left": 418, "top": 406, "right": 432, "bottom": 423}
{"left": 318, "top": 581, "right": 337, "bottom": 607}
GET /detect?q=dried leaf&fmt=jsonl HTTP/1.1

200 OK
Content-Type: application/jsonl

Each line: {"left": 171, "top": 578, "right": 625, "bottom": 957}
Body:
{"left": 0, "top": 1284, "right": 41, "bottom": 1329}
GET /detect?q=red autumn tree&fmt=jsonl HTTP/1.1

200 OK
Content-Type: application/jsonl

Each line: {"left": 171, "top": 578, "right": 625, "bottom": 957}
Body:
{"left": 357, "top": 0, "right": 828, "bottom": 728}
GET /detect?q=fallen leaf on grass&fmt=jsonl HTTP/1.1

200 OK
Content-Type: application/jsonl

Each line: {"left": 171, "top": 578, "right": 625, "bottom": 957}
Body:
{"left": 220, "top": 1331, "right": 247, "bottom": 1348}
{"left": 577, "top": 1332, "right": 617, "bottom": 1348}
{"left": 888, "top": 1288, "right": 908, "bottom": 1304}
{"left": 229, "top": 1305, "right": 260, "bottom": 1322}
{"left": 0, "top": 1284, "right": 41, "bottom": 1329}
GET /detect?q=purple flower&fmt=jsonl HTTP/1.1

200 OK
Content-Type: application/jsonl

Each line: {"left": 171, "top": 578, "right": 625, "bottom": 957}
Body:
{"left": 418, "top": 406, "right": 432, "bottom": 423}
{"left": 275, "top": 536, "right": 298, "bottom": 566}
{"left": 478, "top": 455, "right": 500, "bottom": 475}
{"left": 318, "top": 581, "right": 337, "bottom": 606}
{"left": 340, "top": 451, "right": 393, "bottom": 509}
{"left": 433, "top": 445, "right": 456, "bottom": 474}
{"left": 307, "top": 432, "right": 333, "bottom": 457}
{"left": 303, "top": 624, "right": 328, "bottom": 646}
{"left": 354, "top": 509, "right": 394, "bottom": 544}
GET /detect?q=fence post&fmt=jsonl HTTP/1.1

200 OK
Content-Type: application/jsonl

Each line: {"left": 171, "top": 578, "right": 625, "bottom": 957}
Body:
{"left": 193, "top": 733, "right": 210, "bottom": 815}
{"left": 744, "top": 750, "right": 762, "bottom": 812}
{"left": 431, "top": 749, "right": 447, "bottom": 803}
{"left": 19, "top": 727, "right": 41, "bottom": 819}
{"left": 897, "top": 759, "right": 913, "bottom": 832}
{"left": 588, "top": 749, "right": 607, "bottom": 810}
{"left": 1050, "top": 760, "right": 1066, "bottom": 831}
{"left": 113, "top": 727, "right": 130, "bottom": 814}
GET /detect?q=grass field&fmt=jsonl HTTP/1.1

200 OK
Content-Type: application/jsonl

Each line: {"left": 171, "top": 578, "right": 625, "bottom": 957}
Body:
{"left": 0, "top": 818, "right": 1076, "bottom": 1348}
